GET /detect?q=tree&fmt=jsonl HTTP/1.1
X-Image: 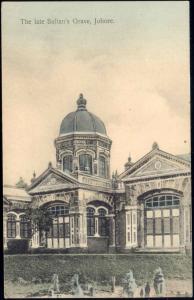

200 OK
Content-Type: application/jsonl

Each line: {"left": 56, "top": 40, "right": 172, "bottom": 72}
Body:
{"left": 25, "top": 207, "right": 53, "bottom": 246}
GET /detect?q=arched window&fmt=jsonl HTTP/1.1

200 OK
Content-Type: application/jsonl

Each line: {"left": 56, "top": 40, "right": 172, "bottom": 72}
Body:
{"left": 48, "top": 204, "right": 69, "bottom": 217}
{"left": 87, "top": 207, "right": 95, "bottom": 236}
{"left": 145, "top": 195, "right": 180, "bottom": 208}
{"left": 99, "top": 156, "right": 106, "bottom": 178}
{"left": 79, "top": 154, "right": 92, "bottom": 174}
{"left": 98, "top": 208, "right": 108, "bottom": 236}
{"left": 63, "top": 155, "right": 73, "bottom": 172}
{"left": 20, "top": 215, "right": 31, "bottom": 238}
{"left": 144, "top": 193, "right": 180, "bottom": 248}
{"left": 7, "top": 214, "right": 16, "bottom": 238}
{"left": 47, "top": 204, "right": 70, "bottom": 242}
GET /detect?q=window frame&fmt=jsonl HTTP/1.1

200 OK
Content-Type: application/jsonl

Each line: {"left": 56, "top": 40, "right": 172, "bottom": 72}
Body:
{"left": 63, "top": 154, "right": 73, "bottom": 172}
{"left": 7, "top": 214, "right": 16, "bottom": 238}
{"left": 79, "top": 154, "right": 93, "bottom": 174}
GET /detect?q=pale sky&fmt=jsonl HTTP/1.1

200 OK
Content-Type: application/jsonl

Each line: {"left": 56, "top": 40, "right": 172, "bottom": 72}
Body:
{"left": 2, "top": 1, "right": 190, "bottom": 185}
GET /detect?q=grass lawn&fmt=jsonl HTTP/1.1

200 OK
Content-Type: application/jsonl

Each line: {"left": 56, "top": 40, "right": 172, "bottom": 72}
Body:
{"left": 4, "top": 253, "right": 192, "bottom": 286}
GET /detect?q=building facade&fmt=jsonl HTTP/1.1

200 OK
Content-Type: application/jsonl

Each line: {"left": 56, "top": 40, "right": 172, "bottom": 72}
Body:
{"left": 3, "top": 94, "right": 191, "bottom": 253}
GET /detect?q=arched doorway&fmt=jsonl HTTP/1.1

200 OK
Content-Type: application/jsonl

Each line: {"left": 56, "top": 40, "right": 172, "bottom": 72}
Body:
{"left": 43, "top": 202, "right": 70, "bottom": 248}
{"left": 141, "top": 190, "right": 181, "bottom": 248}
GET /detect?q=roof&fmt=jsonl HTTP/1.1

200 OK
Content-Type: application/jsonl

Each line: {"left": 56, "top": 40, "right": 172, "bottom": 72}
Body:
{"left": 3, "top": 185, "right": 31, "bottom": 202}
{"left": 27, "top": 166, "right": 79, "bottom": 194}
{"left": 119, "top": 147, "right": 191, "bottom": 180}
{"left": 59, "top": 94, "right": 107, "bottom": 136}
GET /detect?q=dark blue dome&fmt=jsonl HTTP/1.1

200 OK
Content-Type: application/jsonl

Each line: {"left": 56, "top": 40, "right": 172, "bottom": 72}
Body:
{"left": 59, "top": 94, "right": 107, "bottom": 136}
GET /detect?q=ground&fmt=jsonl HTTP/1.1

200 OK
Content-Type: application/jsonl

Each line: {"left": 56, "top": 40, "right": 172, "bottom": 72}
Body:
{"left": 4, "top": 254, "right": 192, "bottom": 298}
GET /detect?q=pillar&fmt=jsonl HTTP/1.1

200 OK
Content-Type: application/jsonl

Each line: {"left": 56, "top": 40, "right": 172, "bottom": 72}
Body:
{"left": 70, "top": 212, "right": 87, "bottom": 248}
{"left": 108, "top": 215, "right": 116, "bottom": 247}
{"left": 125, "top": 206, "right": 138, "bottom": 249}
{"left": 16, "top": 215, "right": 21, "bottom": 239}
{"left": 138, "top": 204, "right": 144, "bottom": 248}
{"left": 179, "top": 205, "right": 185, "bottom": 252}
{"left": 94, "top": 214, "right": 99, "bottom": 237}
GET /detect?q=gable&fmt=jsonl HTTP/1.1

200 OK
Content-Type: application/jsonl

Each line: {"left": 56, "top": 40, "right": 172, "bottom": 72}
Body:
{"left": 28, "top": 168, "right": 78, "bottom": 194}
{"left": 122, "top": 151, "right": 190, "bottom": 181}
{"left": 38, "top": 173, "right": 69, "bottom": 187}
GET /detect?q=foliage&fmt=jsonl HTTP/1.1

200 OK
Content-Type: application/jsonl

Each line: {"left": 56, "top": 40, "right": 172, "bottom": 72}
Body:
{"left": 7, "top": 239, "right": 29, "bottom": 254}
{"left": 4, "top": 254, "right": 192, "bottom": 286}
{"left": 25, "top": 206, "right": 53, "bottom": 236}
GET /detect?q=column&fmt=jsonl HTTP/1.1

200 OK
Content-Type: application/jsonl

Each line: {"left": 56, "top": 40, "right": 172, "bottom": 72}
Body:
{"left": 73, "top": 156, "right": 79, "bottom": 172}
{"left": 139, "top": 204, "right": 145, "bottom": 248}
{"left": 108, "top": 215, "right": 116, "bottom": 247}
{"left": 78, "top": 213, "right": 88, "bottom": 247}
{"left": 94, "top": 214, "right": 99, "bottom": 237}
{"left": 16, "top": 215, "right": 21, "bottom": 239}
{"left": 69, "top": 214, "right": 75, "bottom": 247}
{"left": 125, "top": 206, "right": 138, "bottom": 249}
{"left": 179, "top": 205, "right": 185, "bottom": 252}
{"left": 79, "top": 211, "right": 87, "bottom": 247}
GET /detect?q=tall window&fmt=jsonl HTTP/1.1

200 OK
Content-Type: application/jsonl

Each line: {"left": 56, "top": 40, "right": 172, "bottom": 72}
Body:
{"left": 7, "top": 214, "right": 16, "bottom": 238}
{"left": 47, "top": 204, "right": 70, "bottom": 241}
{"left": 87, "top": 207, "right": 95, "bottom": 236}
{"left": 79, "top": 154, "right": 92, "bottom": 174}
{"left": 144, "top": 193, "right": 180, "bottom": 248}
{"left": 98, "top": 208, "right": 108, "bottom": 236}
{"left": 20, "top": 215, "right": 31, "bottom": 238}
{"left": 63, "top": 155, "right": 73, "bottom": 172}
{"left": 99, "top": 156, "right": 106, "bottom": 178}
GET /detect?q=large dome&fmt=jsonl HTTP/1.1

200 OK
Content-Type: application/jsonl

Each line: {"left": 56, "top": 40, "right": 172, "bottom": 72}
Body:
{"left": 59, "top": 94, "right": 107, "bottom": 136}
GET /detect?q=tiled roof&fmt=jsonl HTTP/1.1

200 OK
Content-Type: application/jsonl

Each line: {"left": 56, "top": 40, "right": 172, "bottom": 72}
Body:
{"left": 3, "top": 185, "right": 31, "bottom": 202}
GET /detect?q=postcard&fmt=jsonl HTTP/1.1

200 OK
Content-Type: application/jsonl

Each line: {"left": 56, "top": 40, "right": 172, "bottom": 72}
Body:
{"left": 2, "top": 1, "right": 191, "bottom": 298}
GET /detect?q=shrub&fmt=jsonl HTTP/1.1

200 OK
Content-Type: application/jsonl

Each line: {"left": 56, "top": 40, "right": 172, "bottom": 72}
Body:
{"left": 7, "top": 239, "right": 29, "bottom": 254}
{"left": 4, "top": 254, "right": 192, "bottom": 285}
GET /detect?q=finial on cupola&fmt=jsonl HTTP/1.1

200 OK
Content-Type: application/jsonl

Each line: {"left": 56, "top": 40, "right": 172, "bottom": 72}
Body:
{"left": 128, "top": 153, "right": 132, "bottom": 162}
{"left": 152, "top": 141, "right": 159, "bottom": 150}
{"left": 77, "top": 93, "right": 87, "bottom": 111}
{"left": 48, "top": 161, "right": 53, "bottom": 168}
{"left": 124, "top": 153, "right": 133, "bottom": 170}
{"left": 31, "top": 171, "right": 36, "bottom": 183}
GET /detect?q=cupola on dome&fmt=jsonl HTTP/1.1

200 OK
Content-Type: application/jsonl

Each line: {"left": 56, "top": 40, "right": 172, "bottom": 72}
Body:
{"left": 59, "top": 94, "right": 107, "bottom": 136}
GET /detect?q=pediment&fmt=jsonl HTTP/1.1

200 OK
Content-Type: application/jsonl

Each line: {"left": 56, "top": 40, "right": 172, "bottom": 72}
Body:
{"left": 28, "top": 168, "right": 78, "bottom": 194}
{"left": 38, "top": 173, "right": 68, "bottom": 187}
{"left": 122, "top": 150, "right": 190, "bottom": 181}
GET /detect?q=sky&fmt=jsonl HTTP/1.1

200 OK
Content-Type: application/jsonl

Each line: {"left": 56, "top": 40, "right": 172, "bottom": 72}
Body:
{"left": 2, "top": 1, "right": 190, "bottom": 185}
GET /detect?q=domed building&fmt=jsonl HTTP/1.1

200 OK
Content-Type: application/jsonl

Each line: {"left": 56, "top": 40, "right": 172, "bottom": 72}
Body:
{"left": 25, "top": 94, "right": 115, "bottom": 252}
{"left": 3, "top": 94, "right": 191, "bottom": 253}
{"left": 55, "top": 93, "right": 111, "bottom": 179}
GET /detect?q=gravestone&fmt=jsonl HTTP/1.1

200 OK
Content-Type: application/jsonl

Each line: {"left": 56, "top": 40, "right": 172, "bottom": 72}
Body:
{"left": 71, "top": 274, "right": 84, "bottom": 297}
{"left": 153, "top": 267, "right": 166, "bottom": 296}
{"left": 52, "top": 274, "right": 60, "bottom": 293}
{"left": 122, "top": 270, "right": 137, "bottom": 298}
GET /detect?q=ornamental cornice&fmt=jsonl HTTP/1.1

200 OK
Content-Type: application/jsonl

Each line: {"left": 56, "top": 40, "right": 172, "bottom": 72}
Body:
{"left": 55, "top": 133, "right": 112, "bottom": 144}
{"left": 123, "top": 172, "right": 191, "bottom": 183}
{"left": 119, "top": 148, "right": 190, "bottom": 180}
